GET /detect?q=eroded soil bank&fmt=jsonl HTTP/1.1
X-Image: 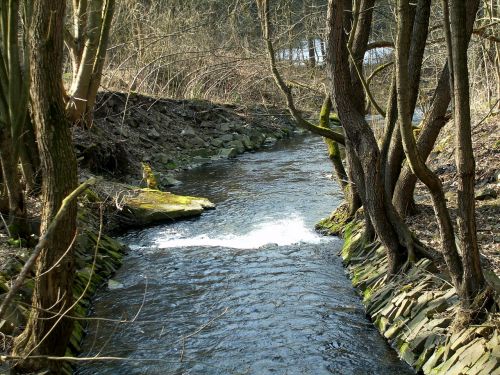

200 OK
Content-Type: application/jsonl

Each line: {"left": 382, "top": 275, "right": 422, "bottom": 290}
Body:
{"left": 73, "top": 91, "right": 298, "bottom": 188}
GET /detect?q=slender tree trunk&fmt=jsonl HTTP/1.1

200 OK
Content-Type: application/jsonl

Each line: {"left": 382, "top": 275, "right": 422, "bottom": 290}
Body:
{"left": 327, "top": 0, "right": 407, "bottom": 275}
{"left": 447, "top": 0, "right": 485, "bottom": 305}
{"left": 393, "top": 67, "right": 451, "bottom": 216}
{"left": 319, "top": 96, "right": 348, "bottom": 190}
{"left": 0, "top": 0, "right": 29, "bottom": 238}
{"left": 0, "top": 129, "right": 26, "bottom": 237}
{"left": 393, "top": 0, "right": 480, "bottom": 216}
{"left": 319, "top": 96, "right": 362, "bottom": 219}
{"left": 12, "top": 0, "right": 78, "bottom": 372}
{"left": 396, "top": 0, "right": 464, "bottom": 293}
{"left": 384, "top": 0, "right": 430, "bottom": 197}
{"left": 348, "top": 0, "right": 375, "bottom": 114}
{"left": 66, "top": 0, "right": 115, "bottom": 126}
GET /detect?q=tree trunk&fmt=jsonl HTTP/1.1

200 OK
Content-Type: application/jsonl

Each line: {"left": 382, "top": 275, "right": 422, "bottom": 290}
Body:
{"left": 447, "top": 0, "right": 485, "bottom": 305}
{"left": 393, "top": 0, "right": 480, "bottom": 217}
{"left": 0, "top": 168, "right": 8, "bottom": 215}
{"left": 348, "top": 0, "right": 375, "bottom": 114}
{"left": 395, "top": 0, "right": 464, "bottom": 293}
{"left": 393, "top": 67, "right": 451, "bottom": 216}
{"left": 319, "top": 96, "right": 348, "bottom": 190}
{"left": 384, "top": 0, "right": 430, "bottom": 197}
{"left": 66, "top": 0, "right": 115, "bottom": 126}
{"left": 0, "top": 128, "right": 26, "bottom": 238}
{"left": 0, "top": 0, "right": 29, "bottom": 238}
{"left": 327, "top": 0, "right": 407, "bottom": 275}
{"left": 12, "top": 0, "right": 78, "bottom": 372}
{"left": 319, "top": 96, "right": 362, "bottom": 219}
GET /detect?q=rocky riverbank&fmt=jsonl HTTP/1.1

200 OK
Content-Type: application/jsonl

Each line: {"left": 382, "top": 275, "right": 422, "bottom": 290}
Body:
{"left": 74, "top": 91, "right": 298, "bottom": 189}
{"left": 320, "top": 219, "right": 500, "bottom": 374}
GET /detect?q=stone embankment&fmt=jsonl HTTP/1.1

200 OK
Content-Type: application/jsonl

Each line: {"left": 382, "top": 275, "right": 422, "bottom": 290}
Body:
{"left": 74, "top": 91, "right": 297, "bottom": 188}
{"left": 318, "top": 218, "right": 500, "bottom": 375}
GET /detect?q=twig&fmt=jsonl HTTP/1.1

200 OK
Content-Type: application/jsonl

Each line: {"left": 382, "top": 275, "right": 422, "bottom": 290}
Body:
{"left": 347, "top": 45, "right": 386, "bottom": 117}
{"left": 0, "top": 177, "right": 98, "bottom": 322}
{"left": 475, "top": 98, "right": 500, "bottom": 128}
{"left": 175, "top": 307, "right": 229, "bottom": 346}
{"left": 0, "top": 212, "right": 11, "bottom": 238}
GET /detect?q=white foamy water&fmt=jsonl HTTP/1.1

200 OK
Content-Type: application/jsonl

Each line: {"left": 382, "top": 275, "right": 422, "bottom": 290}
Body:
{"left": 155, "top": 216, "right": 325, "bottom": 249}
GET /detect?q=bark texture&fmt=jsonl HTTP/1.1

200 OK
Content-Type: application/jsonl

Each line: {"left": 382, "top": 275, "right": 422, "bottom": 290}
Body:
{"left": 393, "top": 0, "right": 480, "bottom": 217}
{"left": 327, "top": 0, "right": 407, "bottom": 274}
{"left": 447, "top": 0, "right": 485, "bottom": 305}
{"left": 12, "top": 0, "right": 79, "bottom": 372}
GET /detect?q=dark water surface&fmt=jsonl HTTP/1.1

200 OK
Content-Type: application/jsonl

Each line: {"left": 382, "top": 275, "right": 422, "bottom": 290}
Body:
{"left": 78, "top": 135, "right": 413, "bottom": 375}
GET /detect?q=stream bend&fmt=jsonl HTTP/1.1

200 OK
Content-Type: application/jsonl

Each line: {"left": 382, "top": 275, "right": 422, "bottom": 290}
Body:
{"left": 78, "top": 135, "right": 413, "bottom": 375}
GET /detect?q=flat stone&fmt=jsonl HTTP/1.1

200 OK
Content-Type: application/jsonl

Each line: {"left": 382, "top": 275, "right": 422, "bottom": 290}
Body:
{"left": 219, "top": 148, "right": 238, "bottom": 159}
{"left": 157, "top": 174, "right": 181, "bottom": 188}
{"left": 148, "top": 128, "right": 161, "bottom": 139}
{"left": 475, "top": 187, "right": 497, "bottom": 200}
{"left": 181, "top": 126, "right": 196, "bottom": 136}
{"left": 118, "top": 187, "right": 215, "bottom": 226}
{"left": 240, "top": 134, "right": 253, "bottom": 150}
{"left": 264, "top": 136, "right": 277, "bottom": 146}
{"left": 154, "top": 153, "right": 172, "bottom": 165}
{"left": 467, "top": 352, "right": 494, "bottom": 375}
{"left": 219, "top": 134, "right": 234, "bottom": 142}
{"left": 218, "top": 123, "right": 231, "bottom": 132}
{"left": 189, "top": 136, "right": 207, "bottom": 147}
{"left": 210, "top": 138, "right": 224, "bottom": 147}
{"left": 384, "top": 316, "right": 408, "bottom": 340}
{"left": 422, "top": 345, "right": 446, "bottom": 373}
{"left": 226, "top": 140, "right": 245, "bottom": 153}
{"left": 457, "top": 339, "right": 487, "bottom": 368}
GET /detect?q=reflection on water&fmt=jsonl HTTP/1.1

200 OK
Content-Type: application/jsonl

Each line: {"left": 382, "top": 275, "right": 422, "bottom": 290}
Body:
{"left": 78, "top": 135, "right": 413, "bottom": 375}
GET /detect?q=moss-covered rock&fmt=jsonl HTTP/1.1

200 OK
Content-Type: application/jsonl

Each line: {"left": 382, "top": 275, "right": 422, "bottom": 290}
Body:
{"left": 315, "top": 202, "right": 353, "bottom": 236}
{"left": 118, "top": 188, "right": 215, "bottom": 226}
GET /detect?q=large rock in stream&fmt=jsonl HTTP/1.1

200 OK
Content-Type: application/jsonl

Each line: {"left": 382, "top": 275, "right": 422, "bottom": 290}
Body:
{"left": 117, "top": 188, "right": 215, "bottom": 226}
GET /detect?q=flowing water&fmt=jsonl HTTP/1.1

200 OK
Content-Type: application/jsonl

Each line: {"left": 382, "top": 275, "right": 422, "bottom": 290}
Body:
{"left": 78, "top": 135, "right": 413, "bottom": 375}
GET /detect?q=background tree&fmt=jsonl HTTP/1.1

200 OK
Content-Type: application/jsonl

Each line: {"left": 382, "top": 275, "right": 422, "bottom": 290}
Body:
{"left": 64, "top": 0, "right": 115, "bottom": 126}
{"left": 0, "top": 0, "right": 30, "bottom": 237}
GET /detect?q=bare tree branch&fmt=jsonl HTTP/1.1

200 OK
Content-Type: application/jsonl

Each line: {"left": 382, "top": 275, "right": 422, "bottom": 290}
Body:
{"left": 0, "top": 178, "right": 98, "bottom": 322}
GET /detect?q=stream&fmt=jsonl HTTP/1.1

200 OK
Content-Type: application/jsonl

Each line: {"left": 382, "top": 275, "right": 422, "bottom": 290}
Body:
{"left": 78, "top": 135, "right": 413, "bottom": 375}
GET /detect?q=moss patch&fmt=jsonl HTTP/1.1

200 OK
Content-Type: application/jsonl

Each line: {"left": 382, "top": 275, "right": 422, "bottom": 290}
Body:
{"left": 119, "top": 187, "right": 215, "bottom": 226}
{"left": 315, "top": 202, "right": 353, "bottom": 236}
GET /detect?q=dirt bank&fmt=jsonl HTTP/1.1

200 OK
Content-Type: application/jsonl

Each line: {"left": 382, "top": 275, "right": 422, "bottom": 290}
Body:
{"left": 73, "top": 91, "right": 297, "bottom": 188}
